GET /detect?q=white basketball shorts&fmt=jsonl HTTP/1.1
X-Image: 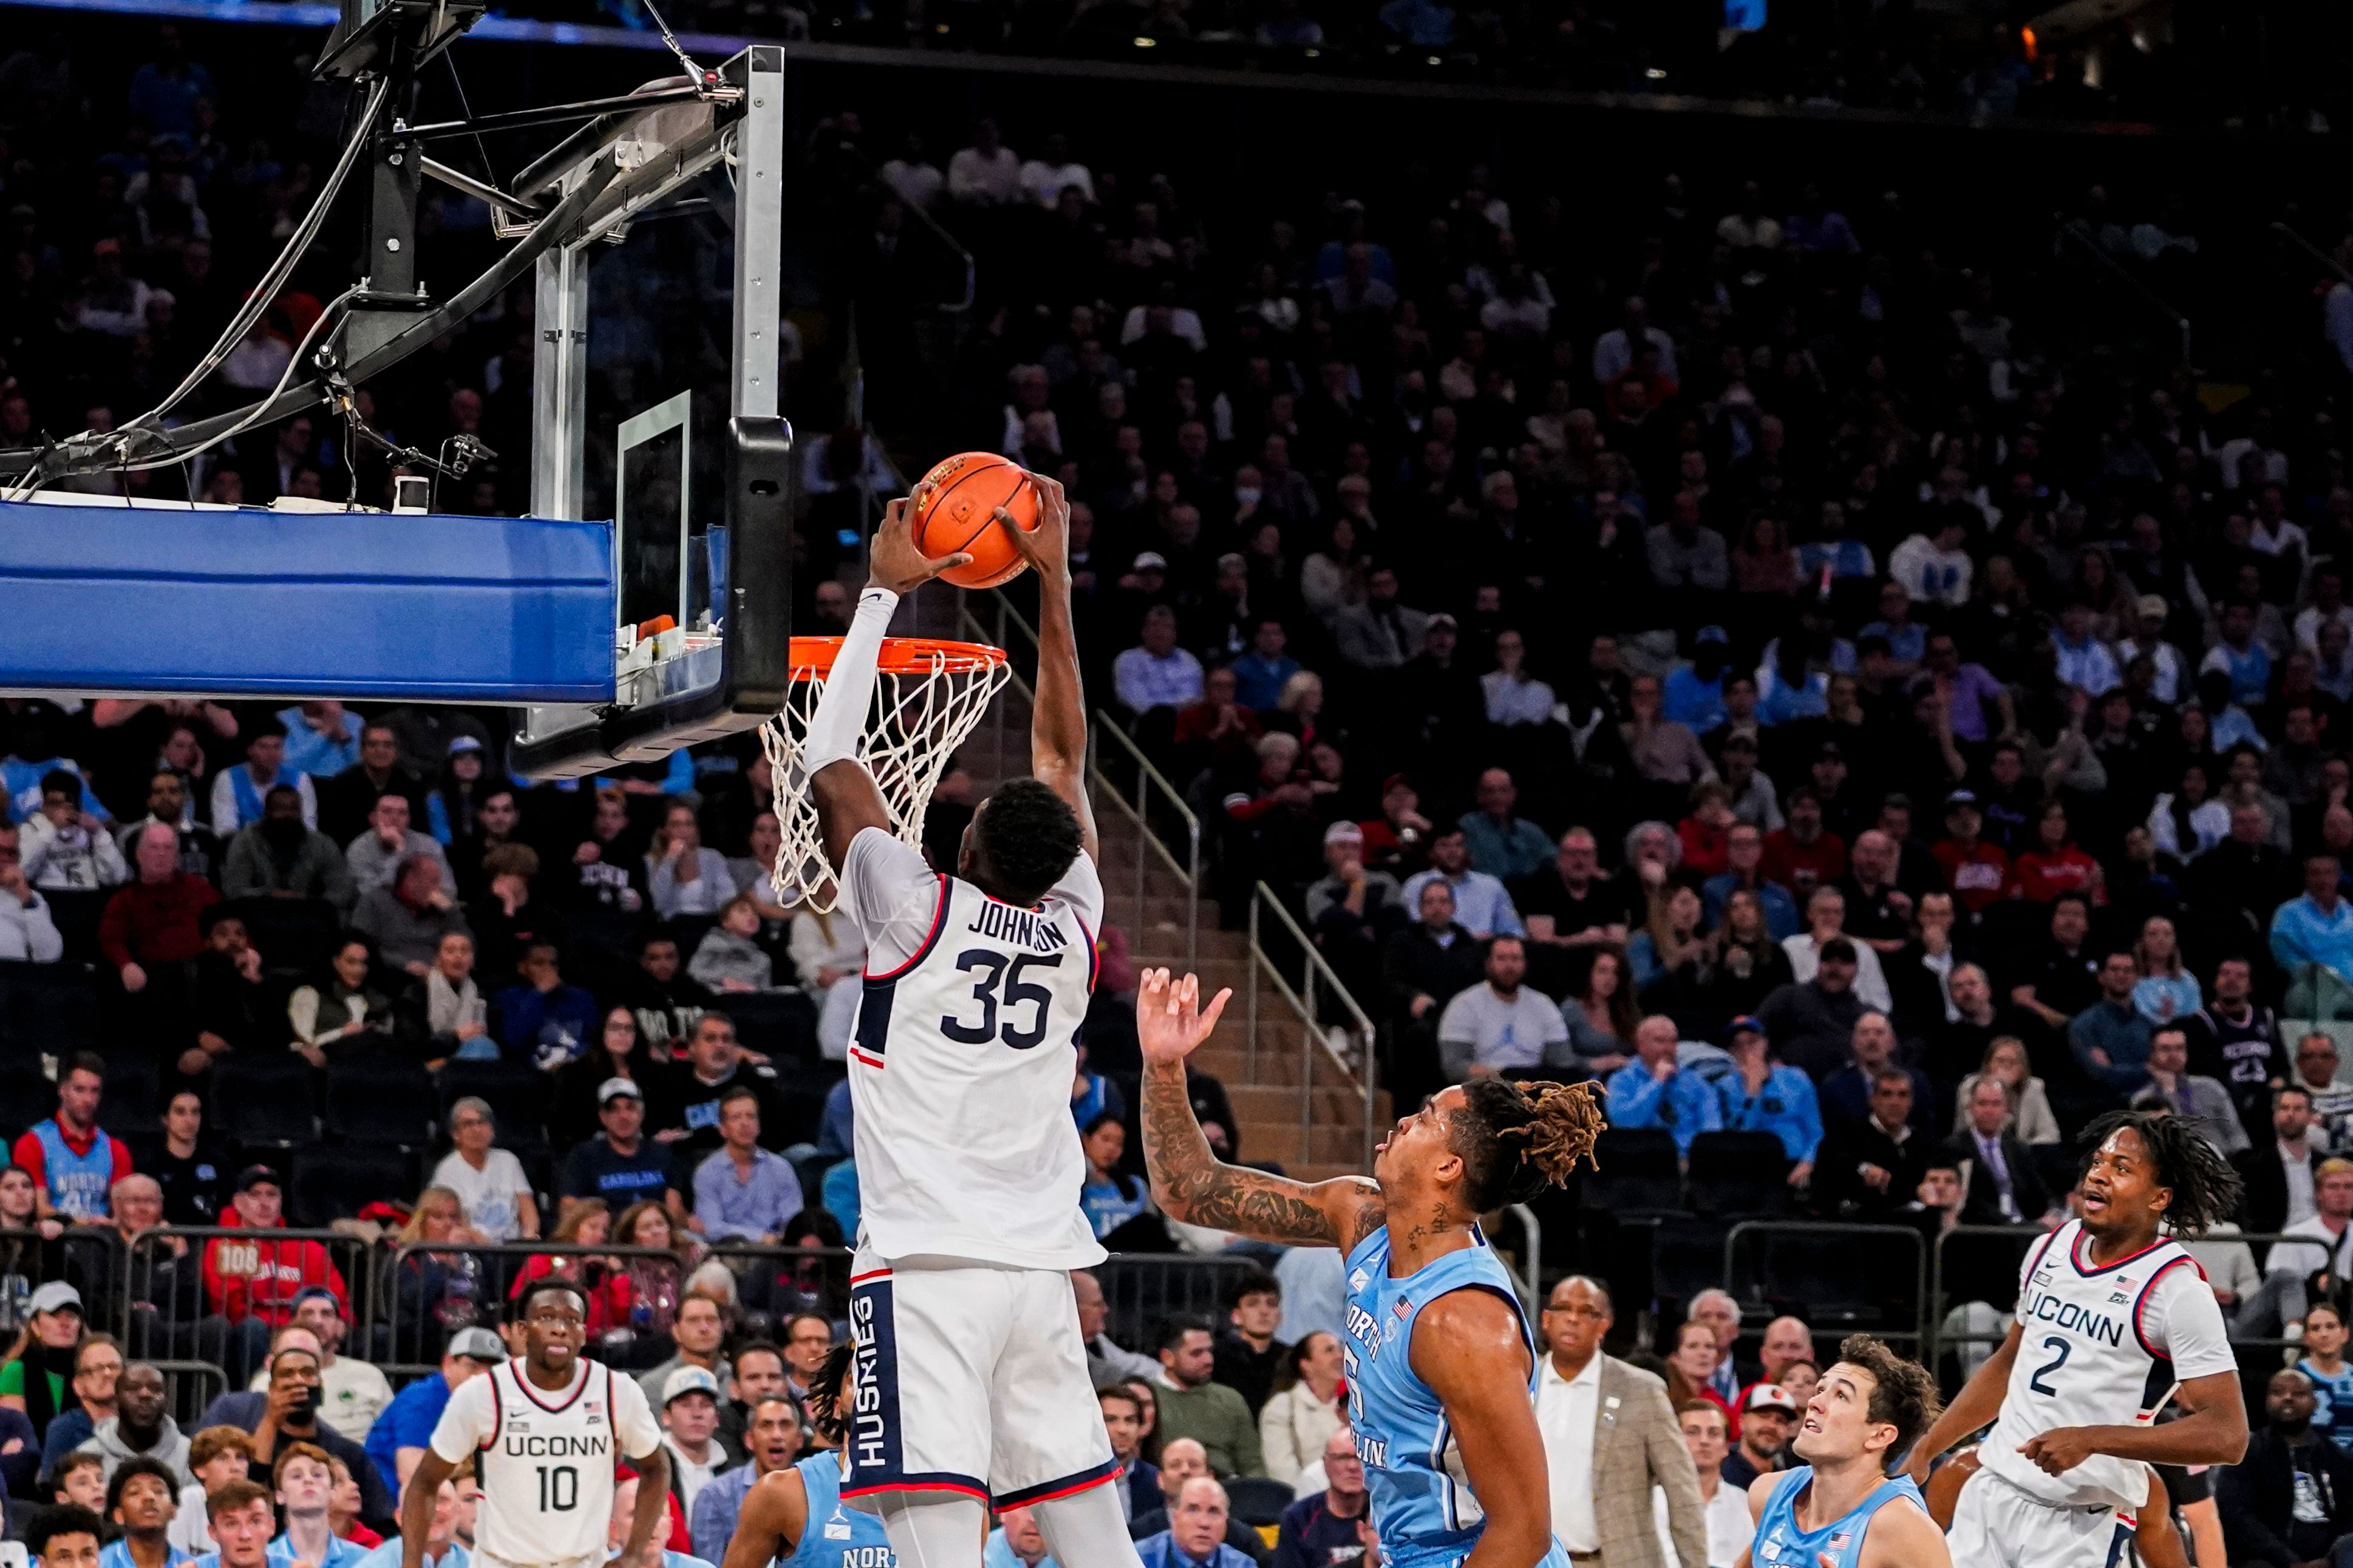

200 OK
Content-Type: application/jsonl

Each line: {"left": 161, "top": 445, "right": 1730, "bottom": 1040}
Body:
{"left": 1947, "top": 1465, "right": 2136, "bottom": 1568}
{"left": 839, "top": 1247, "right": 1119, "bottom": 1509}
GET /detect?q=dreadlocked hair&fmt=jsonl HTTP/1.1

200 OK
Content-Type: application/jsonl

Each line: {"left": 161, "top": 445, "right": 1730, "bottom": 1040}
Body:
{"left": 2075, "top": 1108, "right": 2244, "bottom": 1236}
{"left": 1454, "top": 1078, "right": 1607, "bottom": 1210}
{"left": 808, "top": 1339, "right": 855, "bottom": 1446}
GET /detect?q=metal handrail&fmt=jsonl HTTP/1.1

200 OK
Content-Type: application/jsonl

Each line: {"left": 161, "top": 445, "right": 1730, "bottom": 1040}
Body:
{"left": 955, "top": 589, "right": 1201, "bottom": 971}
{"left": 2055, "top": 220, "right": 2193, "bottom": 367}
{"left": 2271, "top": 220, "right": 2353, "bottom": 288}
{"left": 1247, "top": 880, "right": 1378, "bottom": 1172}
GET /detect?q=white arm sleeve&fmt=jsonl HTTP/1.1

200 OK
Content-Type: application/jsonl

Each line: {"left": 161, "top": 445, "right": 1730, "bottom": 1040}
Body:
{"left": 427, "top": 1366, "right": 494, "bottom": 1463}
{"left": 802, "top": 587, "right": 898, "bottom": 775}
{"left": 2144, "top": 1258, "right": 2239, "bottom": 1381}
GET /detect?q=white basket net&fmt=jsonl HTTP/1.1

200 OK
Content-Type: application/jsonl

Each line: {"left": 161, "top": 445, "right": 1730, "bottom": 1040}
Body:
{"left": 759, "top": 637, "right": 1012, "bottom": 912}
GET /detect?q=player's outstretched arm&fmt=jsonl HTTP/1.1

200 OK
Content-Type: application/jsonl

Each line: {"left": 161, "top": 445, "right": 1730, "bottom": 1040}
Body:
{"left": 808, "top": 484, "right": 974, "bottom": 875}
{"left": 720, "top": 1471, "right": 809, "bottom": 1568}
{"left": 1137, "top": 968, "right": 1383, "bottom": 1248}
{"left": 998, "top": 473, "right": 1098, "bottom": 862}
{"left": 618, "top": 1444, "right": 672, "bottom": 1568}
{"left": 1902, "top": 1320, "right": 2021, "bottom": 1486}
{"left": 396, "top": 1450, "right": 459, "bottom": 1568}
{"left": 1411, "top": 1291, "right": 1553, "bottom": 1568}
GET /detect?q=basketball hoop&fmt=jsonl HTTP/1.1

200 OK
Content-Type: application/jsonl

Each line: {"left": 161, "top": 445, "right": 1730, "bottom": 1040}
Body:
{"left": 760, "top": 635, "right": 1012, "bottom": 911}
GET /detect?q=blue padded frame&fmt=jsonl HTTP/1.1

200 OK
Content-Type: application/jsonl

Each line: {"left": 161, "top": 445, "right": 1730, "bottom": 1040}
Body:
{"left": 0, "top": 501, "right": 617, "bottom": 704}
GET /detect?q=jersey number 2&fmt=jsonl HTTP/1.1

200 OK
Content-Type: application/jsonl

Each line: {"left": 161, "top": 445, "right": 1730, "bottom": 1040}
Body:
{"left": 2028, "top": 1336, "right": 2071, "bottom": 1397}
{"left": 941, "top": 950, "right": 1061, "bottom": 1048}
{"left": 537, "top": 1465, "right": 579, "bottom": 1512}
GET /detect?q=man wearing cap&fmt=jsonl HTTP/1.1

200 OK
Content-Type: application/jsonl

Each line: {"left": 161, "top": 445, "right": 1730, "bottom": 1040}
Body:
{"left": 1930, "top": 790, "right": 2009, "bottom": 915}
{"left": 559, "top": 1079, "right": 677, "bottom": 1226}
{"left": 656, "top": 1368, "right": 729, "bottom": 1517}
{"left": 1719, "top": 1384, "right": 1797, "bottom": 1489}
{"left": 200, "top": 1170, "right": 349, "bottom": 1391}
{"left": 1754, "top": 938, "right": 1870, "bottom": 1081}
{"left": 1112, "top": 605, "right": 1205, "bottom": 720}
{"left": 2117, "top": 592, "right": 2189, "bottom": 704}
{"left": 242, "top": 1289, "right": 392, "bottom": 1447}
{"left": 1304, "top": 821, "right": 1404, "bottom": 1008}
{"left": 1662, "top": 630, "right": 1732, "bottom": 735}
{"left": 363, "top": 1330, "right": 504, "bottom": 1495}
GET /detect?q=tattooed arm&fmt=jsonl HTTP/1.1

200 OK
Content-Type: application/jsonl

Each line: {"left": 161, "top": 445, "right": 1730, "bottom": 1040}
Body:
{"left": 1137, "top": 968, "right": 1386, "bottom": 1249}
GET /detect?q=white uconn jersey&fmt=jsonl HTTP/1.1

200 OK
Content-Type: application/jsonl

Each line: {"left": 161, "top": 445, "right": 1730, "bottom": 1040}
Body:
{"left": 427, "top": 1358, "right": 662, "bottom": 1566}
{"left": 839, "top": 827, "right": 1106, "bottom": 1269}
{"left": 1978, "top": 1220, "right": 2236, "bottom": 1511}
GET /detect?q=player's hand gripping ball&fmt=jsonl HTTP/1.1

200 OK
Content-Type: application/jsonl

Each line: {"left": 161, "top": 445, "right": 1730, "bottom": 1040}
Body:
{"left": 911, "top": 452, "right": 1041, "bottom": 589}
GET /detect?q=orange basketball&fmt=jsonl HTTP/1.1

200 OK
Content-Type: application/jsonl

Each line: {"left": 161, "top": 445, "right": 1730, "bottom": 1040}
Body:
{"left": 910, "top": 452, "right": 1038, "bottom": 589}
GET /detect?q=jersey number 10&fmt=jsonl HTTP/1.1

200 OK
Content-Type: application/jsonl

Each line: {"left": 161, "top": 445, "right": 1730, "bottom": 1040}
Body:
{"left": 537, "top": 1465, "right": 579, "bottom": 1512}
{"left": 940, "top": 950, "right": 1061, "bottom": 1049}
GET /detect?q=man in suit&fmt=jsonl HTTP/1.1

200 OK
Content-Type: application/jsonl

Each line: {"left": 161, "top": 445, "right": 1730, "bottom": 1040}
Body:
{"left": 1534, "top": 1275, "right": 1704, "bottom": 1568}
{"left": 1944, "top": 1076, "right": 2057, "bottom": 1227}
{"left": 2233, "top": 1083, "right": 2320, "bottom": 1259}
{"left": 1815, "top": 1067, "right": 1930, "bottom": 1219}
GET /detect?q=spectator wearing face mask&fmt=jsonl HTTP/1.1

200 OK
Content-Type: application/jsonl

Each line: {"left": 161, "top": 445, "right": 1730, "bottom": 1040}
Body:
{"left": 222, "top": 784, "right": 352, "bottom": 912}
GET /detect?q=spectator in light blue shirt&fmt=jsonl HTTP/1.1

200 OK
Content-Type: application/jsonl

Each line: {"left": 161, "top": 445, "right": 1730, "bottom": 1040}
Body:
{"left": 1714, "top": 1017, "right": 1822, "bottom": 1184}
{"left": 1400, "top": 830, "right": 1522, "bottom": 938}
{"left": 1456, "top": 769, "right": 1552, "bottom": 883}
{"left": 2130, "top": 915, "right": 2201, "bottom": 1027}
{"left": 1228, "top": 621, "right": 1303, "bottom": 713}
{"left": 2052, "top": 603, "right": 2122, "bottom": 696}
{"left": 692, "top": 1088, "right": 804, "bottom": 1243}
{"left": 1857, "top": 580, "right": 1927, "bottom": 672}
{"left": 349, "top": 1471, "right": 469, "bottom": 1568}
{"left": 2273, "top": 854, "right": 2353, "bottom": 991}
{"left": 1661, "top": 631, "right": 1732, "bottom": 733}
{"left": 1113, "top": 606, "right": 1205, "bottom": 717}
{"left": 1701, "top": 822, "right": 1800, "bottom": 941}
{"left": 1605, "top": 1016, "right": 1723, "bottom": 1156}
{"left": 984, "top": 1508, "right": 1063, "bottom": 1568}
{"left": 1136, "top": 1479, "right": 1257, "bottom": 1568}
{"left": 2202, "top": 600, "right": 2274, "bottom": 710}
{"left": 277, "top": 703, "right": 364, "bottom": 781}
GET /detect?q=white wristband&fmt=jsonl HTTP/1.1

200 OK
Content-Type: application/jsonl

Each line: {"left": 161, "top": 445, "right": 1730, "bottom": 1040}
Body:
{"left": 802, "top": 586, "right": 897, "bottom": 774}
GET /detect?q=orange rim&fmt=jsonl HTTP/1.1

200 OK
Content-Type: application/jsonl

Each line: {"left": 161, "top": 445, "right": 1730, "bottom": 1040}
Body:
{"left": 788, "top": 636, "right": 1009, "bottom": 677}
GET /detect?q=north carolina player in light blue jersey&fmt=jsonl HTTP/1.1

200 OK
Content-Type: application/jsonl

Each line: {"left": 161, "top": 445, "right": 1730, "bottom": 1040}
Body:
{"left": 1136, "top": 968, "right": 1606, "bottom": 1568}
{"left": 720, "top": 1345, "right": 895, "bottom": 1568}
{"left": 1735, "top": 1337, "right": 1947, "bottom": 1568}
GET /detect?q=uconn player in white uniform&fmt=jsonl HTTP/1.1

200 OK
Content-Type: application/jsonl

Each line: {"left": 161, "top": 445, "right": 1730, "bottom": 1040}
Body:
{"left": 400, "top": 1281, "right": 670, "bottom": 1568}
{"left": 800, "top": 477, "right": 1142, "bottom": 1568}
{"left": 1905, "top": 1111, "right": 2249, "bottom": 1567}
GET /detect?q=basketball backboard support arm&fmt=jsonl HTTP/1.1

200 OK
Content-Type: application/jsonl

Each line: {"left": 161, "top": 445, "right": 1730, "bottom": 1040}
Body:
{"left": 508, "top": 42, "right": 793, "bottom": 779}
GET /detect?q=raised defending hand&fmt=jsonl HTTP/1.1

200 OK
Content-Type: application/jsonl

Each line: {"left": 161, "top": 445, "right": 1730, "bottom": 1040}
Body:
{"left": 1137, "top": 967, "right": 1232, "bottom": 1067}
{"left": 868, "top": 481, "right": 973, "bottom": 596}
{"left": 997, "top": 472, "right": 1070, "bottom": 585}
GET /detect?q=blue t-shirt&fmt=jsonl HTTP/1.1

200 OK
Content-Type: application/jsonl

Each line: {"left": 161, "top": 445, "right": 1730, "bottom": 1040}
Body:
{"left": 2303, "top": 1357, "right": 2353, "bottom": 1453}
{"left": 364, "top": 1371, "right": 454, "bottom": 1493}
{"left": 1080, "top": 1174, "right": 1150, "bottom": 1239}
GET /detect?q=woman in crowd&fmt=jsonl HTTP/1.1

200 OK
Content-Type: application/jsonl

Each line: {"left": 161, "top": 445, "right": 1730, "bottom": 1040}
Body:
{"left": 2131, "top": 915, "right": 2200, "bottom": 1025}
{"left": 1732, "top": 511, "right": 1800, "bottom": 599}
{"left": 1077, "top": 1113, "right": 1152, "bottom": 1242}
{"left": 647, "top": 801, "right": 733, "bottom": 919}
{"left": 611, "top": 1198, "right": 697, "bottom": 1343}
{"left": 1258, "top": 1330, "right": 1347, "bottom": 1487}
{"left": 689, "top": 895, "right": 775, "bottom": 993}
{"left": 1702, "top": 889, "right": 1796, "bottom": 1024}
{"left": 0, "top": 1168, "right": 66, "bottom": 1326}
{"left": 1481, "top": 629, "right": 1555, "bottom": 728}
{"left": 1267, "top": 670, "right": 1329, "bottom": 755}
{"left": 1676, "top": 780, "right": 1737, "bottom": 878}
{"left": 1558, "top": 948, "right": 1639, "bottom": 1073}
{"left": 1954, "top": 1036, "right": 2061, "bottom": 1146}
{"left": 383, "top": 1186, "right": 487, "bottom": 1358}
{"left": 1298, "top": 515, "right": 1367, "bottom": 622}
{"left": 2295, "top": 1301, "right": 2353, "bottom": 1453}
{"left": 0, "top": 1278, "right": 85, "bottom": 1440}
{"left": 1629, "top": 883, "right": 1708, "bottom": 996}
{"left": 424, "top": 738, "right": 490, "bottom": 845}
{"left": 2009, "top": 798, "right": 2104, "bottom": 903}
{"left": 508, "top": 1199, "right": 632, "bottom": 1340}
{"left": 287, "top": 936, "right": 394, "bottom": 1067}
{"left": 552, "top": 1006, "right": 671, "bottom": 1148}
{"left": 1663, "top": 1320, "right": 1732, "bottom": 1424}
{"left": 428, "top": 1098, "right": 537, "bottom": 1244}
{"left": 1120, "top": 1376, "right": 1163, "bottom": 1466}
{"left": 789, "top": 900, "right": 867, "bottom": 1062}
{"left": 2148, "top": 760, "right": 2228, "bottom": 858}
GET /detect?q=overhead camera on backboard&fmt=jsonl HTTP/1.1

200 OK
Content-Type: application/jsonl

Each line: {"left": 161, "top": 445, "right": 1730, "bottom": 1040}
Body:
{"left": 316, "top": 0, "right": 487, "bottom": 78}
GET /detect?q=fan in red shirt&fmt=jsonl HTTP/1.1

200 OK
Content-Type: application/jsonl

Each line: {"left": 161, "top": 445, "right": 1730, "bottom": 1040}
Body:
{"left": 1930, "top": 789, "right": 2011, "bottom": 914}
{"left": 203, "top": 1166, "right": 350, "bottom": 1383}
{"left": 2006, "top": 798, "right": 2106, "bottom": 904}
{"left": 1760, "top": 787, "right": 1848, "bottom": 900}
{"left": 97, "top": 824, "right": 219, "bottom": 991}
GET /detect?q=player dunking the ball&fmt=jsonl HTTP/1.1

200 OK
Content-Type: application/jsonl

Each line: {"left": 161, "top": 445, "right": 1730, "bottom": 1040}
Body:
{"left": 800, "top": 475, "right": 1143, "bottom": 1568}
{"left": 1734, "top": 1336, "right": 1949, "bottom": 1568}
{"left": 401, "top": 1280, "right": 672, "bottom": 1568}
{"left": 1905, "top": 1110, "right": 2249, "bottom": 1568}
{"left": 1136, "top": 969, "right": 1604, "bottom": 1568}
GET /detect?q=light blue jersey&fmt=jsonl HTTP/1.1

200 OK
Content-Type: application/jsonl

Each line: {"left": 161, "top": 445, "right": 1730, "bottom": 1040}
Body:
{"left": 1340, "top": 1224, "right": 1570, "bottom": 1568}
{"left": 2301, "top": 1357, "right": 2353, "bottom": 1453}
{"left": 784, "top": 1451, "right": 895, "bottom": 1568}
{"left": 1750, "top": 1466, "right": 1925, "bottom": 1568}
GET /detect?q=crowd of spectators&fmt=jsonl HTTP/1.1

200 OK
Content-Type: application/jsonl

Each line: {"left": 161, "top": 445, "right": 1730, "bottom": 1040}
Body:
{"left": 18, "top": 11, "right": 2353, "bottom": 1564}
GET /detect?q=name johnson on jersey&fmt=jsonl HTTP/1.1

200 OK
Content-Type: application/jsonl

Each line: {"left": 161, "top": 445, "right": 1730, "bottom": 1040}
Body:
{"left": 962, "top": 901, "right": 1070, "bottom": 950}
